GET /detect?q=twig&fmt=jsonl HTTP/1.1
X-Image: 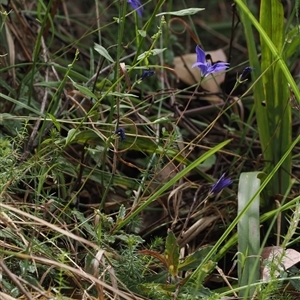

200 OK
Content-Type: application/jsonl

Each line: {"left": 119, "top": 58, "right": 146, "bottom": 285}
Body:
{"left": 180, "top": 185, "right": 202, "bottom": 238}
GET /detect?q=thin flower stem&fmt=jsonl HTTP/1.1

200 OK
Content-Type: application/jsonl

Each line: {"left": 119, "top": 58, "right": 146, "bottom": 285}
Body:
{"left": 180, "top": 185, "right": 203, "bottom": 238}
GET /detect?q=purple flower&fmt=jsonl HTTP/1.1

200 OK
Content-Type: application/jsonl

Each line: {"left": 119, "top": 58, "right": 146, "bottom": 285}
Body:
{"left": 140, "top": 69, "right": 155, "bottom": 80}
{"left": 127, "top": 0, "right": 143, "bottom": 17}
{"left": 209, "top": 173, "right": 232, "bottom": 195}
{"left": 192, "top": 46, "right": 229, "bottom": 77}
{"left": 239, "top": 66, "right": 254, "bottom": 81}
{"left": 115, "top": 128, "right": 126, "bottom": 141}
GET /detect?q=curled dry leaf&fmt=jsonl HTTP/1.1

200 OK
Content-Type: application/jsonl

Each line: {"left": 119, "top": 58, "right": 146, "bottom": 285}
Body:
{"left": 261, "top": 246, "right": 300, "bottom": 281}
{"left": 173, "top": 49, "right": 228, "bottom": 103}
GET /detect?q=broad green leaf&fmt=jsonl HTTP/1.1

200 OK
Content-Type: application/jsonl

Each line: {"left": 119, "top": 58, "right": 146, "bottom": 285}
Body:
{"left": 72, "top": 210, "right": 96, "bottom": 239}
{"left": 47, "top": 113, "right": 61, "bottom": 131}
{"left": 0, "top": 93, "right": 42, "bottom": 116}
{"left": 50, "top": 62, "right": 88, "bottom": 81}
{"left": 137, "top": 48, "right": 167, "bottom": 61}
{"left": 200, "top": 155, "right": 216, "bottom": 170}
{"left": 141, "top": 270, "right": 169, "bottom": 284}
{"left": 96, "top": 78, "right": 113, "bottom": 90}
{"left": 68, "top": 77, "right": 98, "bottom": 100}
{"left": 138, "top": 30, "right": 146, "bottom": 37}
{"left": 65, "top": 128, "right": 77, "bottom": 146}
{"left": 117, "top": 205, "right": 126, "bottom": 220}
{"left": 179, "top": 246, "right": 213, "bottom": 271}
{"left": 94, "top": 43, "right": 115, "bottom": 63}
{"left": 238, "top": 172, "right": 261, "bottom": 298}
{"left": 151, "top": 48, "right": 167, "bottom": 56}
{"left": 152, "top": 116, "right": 171, "bottom": 125}
{"left": 156, "top": 8, "right": 205, "bottom": 17}
{"left": 165, "top": 231, "right": 179, "bottom": 277}
{"left": 189, "top": 260, "right": 217, "bottom": 286}
{"left": 34, "top": 81, "right": 60, "bottom": 88}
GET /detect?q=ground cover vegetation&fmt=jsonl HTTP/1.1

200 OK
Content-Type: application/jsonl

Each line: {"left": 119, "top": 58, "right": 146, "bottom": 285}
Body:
{"left": 1, "top": 0, "right": 300, "bottom": 299}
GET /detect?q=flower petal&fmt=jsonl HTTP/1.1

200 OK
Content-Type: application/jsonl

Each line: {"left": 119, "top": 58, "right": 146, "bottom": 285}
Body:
{"left": 140, "top": 69, "right": 155, "bottom": 80}
{"left": 127, "top": 0, "right": 143, "bottom": 17}
{"left": 192, "top": 62, "right": 208, "bottom": 76}
{"left": 206, "top": 62, "right": 229, "bottom": 76}
{"left": 209, "top": 173, "right": 232, "bottom": 195}
{"left": 195, "top": 45, "right": 206, "bottom": 64}
{"left": 210, "top": 62, "right": 229, "bottom": 72}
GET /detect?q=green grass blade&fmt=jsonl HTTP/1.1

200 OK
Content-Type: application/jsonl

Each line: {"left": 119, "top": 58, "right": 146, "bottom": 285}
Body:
{"left": 238, "top": 172, "right": 261, "bottom": 298}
